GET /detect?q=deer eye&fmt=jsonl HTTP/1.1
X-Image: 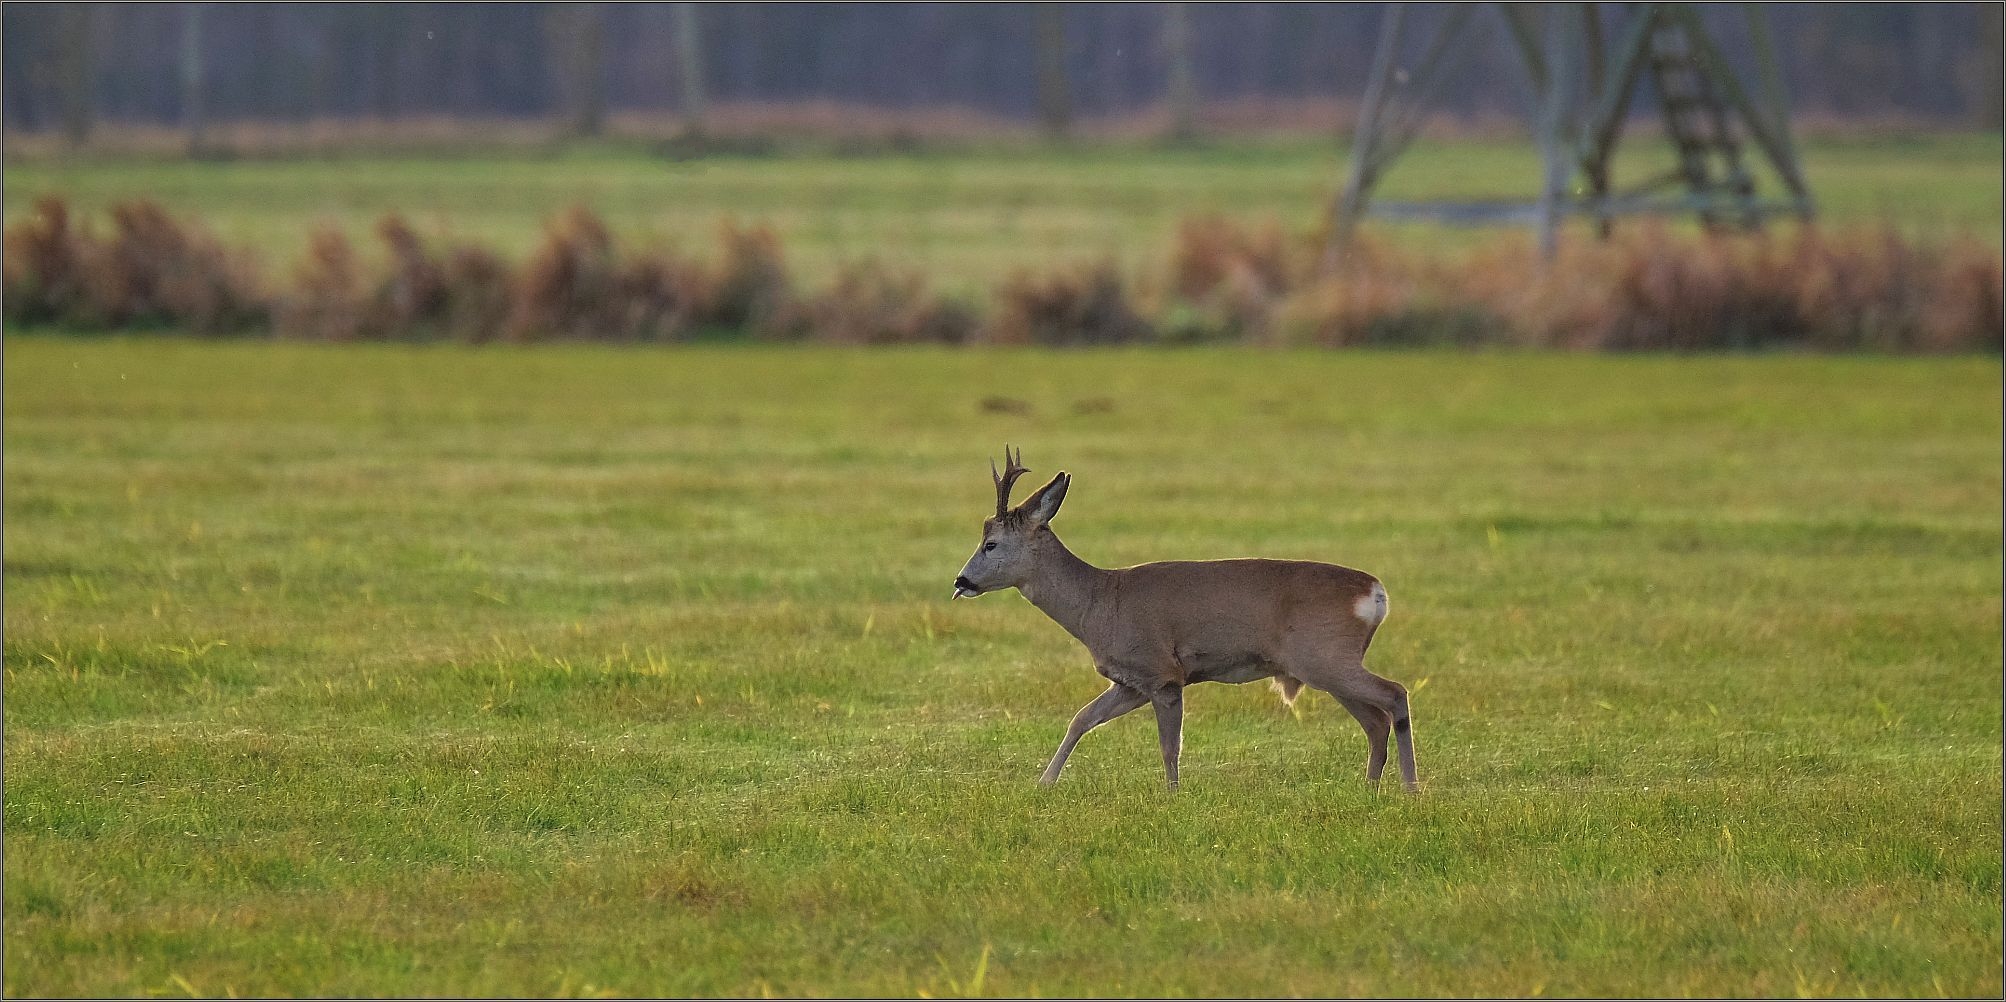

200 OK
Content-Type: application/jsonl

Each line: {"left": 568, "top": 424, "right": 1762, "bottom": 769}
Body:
{"left": 983, "top": 541, "right": 998, "bottom": 552}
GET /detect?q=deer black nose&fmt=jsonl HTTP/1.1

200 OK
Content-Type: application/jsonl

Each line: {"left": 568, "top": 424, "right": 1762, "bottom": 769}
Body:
{"left": 953, "top": 576, "right": 975, "bottom": 591}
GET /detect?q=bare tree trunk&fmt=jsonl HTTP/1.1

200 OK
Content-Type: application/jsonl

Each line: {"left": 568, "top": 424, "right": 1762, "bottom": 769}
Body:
{"left": 672, "top": 1, "right": 707, "bottom": 135}
{"left": 1163, "top": 1, "right": 1197, "bottom": 142}
{"left": 306, "top": 7, "right": 338, "bottom": 135}
{"left": 552, "top": 3, "right": 606, "bottom": 139}
{"left": 1581, "top": 2, "right": 1609, "bottom": 237}
{"left": 1910, "top": 3, "right": 1948, "bottom": 113}
{"left": 1982, "top": 4, "right": 2004, "bottom": 129}
{"left": 1034, "top": 2, "right": 1071, "bottom": 140}
{"left": 58, "top": 2, "right": 96, "bottom": 149}
{"left": 366, "top": 3, "right": 404, "bottom": 122}
{"left": 180, "top": 3, "right": 208, "bottom": 156}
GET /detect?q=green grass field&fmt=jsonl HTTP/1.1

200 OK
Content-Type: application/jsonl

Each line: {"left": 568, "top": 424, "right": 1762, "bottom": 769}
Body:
{"left": 6, "top": 134, "right": 2000, "bottom": 293}
{"left": 3, "top": 338, "right": 1999, "bottom": 996}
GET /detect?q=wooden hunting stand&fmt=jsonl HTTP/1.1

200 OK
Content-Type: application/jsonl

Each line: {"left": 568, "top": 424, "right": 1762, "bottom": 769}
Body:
{"left": 1326, "top": 2, "right": 1815, "bottom": 266}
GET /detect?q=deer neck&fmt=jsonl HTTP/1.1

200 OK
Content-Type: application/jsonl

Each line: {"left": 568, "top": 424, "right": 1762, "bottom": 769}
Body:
{"left": 1019, "top": 531, "right": 1105, "bottom": 643}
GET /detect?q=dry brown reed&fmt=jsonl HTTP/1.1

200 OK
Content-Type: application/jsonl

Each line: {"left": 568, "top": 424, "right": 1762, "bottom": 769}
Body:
{"left": 278, "top": 227, "right": 366, "bottom": 341}
{"left": 984, "top": 262, "right": 1156, "bottom": 345}
{"left": 805, "top": 261, "right": 978, "bottom": 345}
{"left": 2, "top": 197, "right": 90, "bottom": 328}
{"left": 3, "top": 196, "right": 266, "bottom": 333}
{"left": 1171, "top": 216, "right": 2002, "bottom": 353}
{"left": 704, "top": 221, "right": 796, "bottom": 338}
{"left": 5, "top": 196, "right": 1997, "bottom": 353}
{"left": 439, "top": 245, "right": 514, "bottom": 344}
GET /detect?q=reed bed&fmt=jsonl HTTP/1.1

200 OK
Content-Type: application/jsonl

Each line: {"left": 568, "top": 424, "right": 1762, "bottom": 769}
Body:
{"left": 6, "top": 196, "right": 1997, "bottom": 352}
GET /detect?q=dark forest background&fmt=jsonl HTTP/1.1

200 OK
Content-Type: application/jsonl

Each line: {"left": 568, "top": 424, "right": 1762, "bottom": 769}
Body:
{"left": 3, "top": 2, "right": 2001, "bottom": 142}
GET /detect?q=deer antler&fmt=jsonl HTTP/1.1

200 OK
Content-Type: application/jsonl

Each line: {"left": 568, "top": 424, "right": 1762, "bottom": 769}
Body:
{"left": 992, "top": 445, "right": 1030, "bottom": 516}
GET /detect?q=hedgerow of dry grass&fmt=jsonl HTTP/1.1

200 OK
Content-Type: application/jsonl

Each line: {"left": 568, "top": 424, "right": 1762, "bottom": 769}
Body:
{"left": 1172, "top": 214, "right": 2001, "bottom": 352}
{"left": 4, "top": 197, "right": 1998, "bottom": 352}
{"left": 705, "top": 221, "right": 796, "bottom": 339}
{"left": 984, "top": 262, "right": 1155, "bottom": 346}
{"left": 804, "top": 261, "right": 978, "bottom": 345}
{"left": 278, "top": 227, "right": 367, "bottom": 341}
{"left": 4, "top": 196, "right": 267, "bottom": 334}
{"left": 2, "top": 197, "right": 89, "bottom": 328}
{"left": 504, "top": 206, "right": 628, "bottom": 342}
{"left": 440, "top": 245, "right": 513, "bottom": 344}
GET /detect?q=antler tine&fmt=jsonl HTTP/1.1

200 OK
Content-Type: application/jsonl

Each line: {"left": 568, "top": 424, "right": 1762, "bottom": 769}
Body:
{"left": 993, "top": 444, "right": 1031, "bottom": 516}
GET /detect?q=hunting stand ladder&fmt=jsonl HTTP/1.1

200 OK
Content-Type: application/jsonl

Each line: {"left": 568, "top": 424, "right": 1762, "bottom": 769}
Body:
{"left": 1326, "top": 2, "right": 1815, "bottom": 266}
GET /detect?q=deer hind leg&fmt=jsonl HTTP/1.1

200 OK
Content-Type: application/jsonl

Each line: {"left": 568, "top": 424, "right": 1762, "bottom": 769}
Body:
{"left": 1358, "top": 672, "right": 1417, "bottom": 792}
{"left": 1298, "top": 664, "right": 1417, "bottom": 793}
{"left": 1333, "top": 693, "right": 1392, "bottom": 785}
{"left": 1040, "top": 682, "right": 1148, "bottom": 786}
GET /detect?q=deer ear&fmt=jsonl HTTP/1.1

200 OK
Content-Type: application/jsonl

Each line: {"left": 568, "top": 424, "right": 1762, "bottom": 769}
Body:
{"left": 1019, "top": 472, "right": 1070, "bottom": 525}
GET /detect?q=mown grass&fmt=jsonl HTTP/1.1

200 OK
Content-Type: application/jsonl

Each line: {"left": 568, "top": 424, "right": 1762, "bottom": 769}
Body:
{"left": 5, "top": 134, "right": 2000, "bottom": 293}
{"left": 2, "top": 338, "right": 1999, "bottom": 996}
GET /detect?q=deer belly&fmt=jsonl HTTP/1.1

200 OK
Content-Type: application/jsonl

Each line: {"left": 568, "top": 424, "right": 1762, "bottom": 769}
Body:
{"left": 1180, "top": 649, "right": 1276, "bottom": 686}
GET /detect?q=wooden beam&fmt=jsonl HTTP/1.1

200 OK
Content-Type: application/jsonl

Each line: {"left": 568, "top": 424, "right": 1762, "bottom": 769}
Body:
{"left": 1367, "top": 193, "right": 1804, "bottom": 225}
{"left": 1163, "top": 2, "right": 1198, "bottom": 143}
{"left": 1580, "top": 191, "right": 1804, "bottom": 218}
{"left": 1613, "top": 167, "right": 1695, "bottom": 198}
{"left": 1581, "top": 3, "right": 1611, "bottom": 235}
{"left": 672, "top": 2, "right": 708, "bottom": 135}
{"left": 180, "top": 3, "right": 207, "bottom": 157}
{"left": 1362, "top": 4, "right": 1481, "bottom": 178}
{"left": 1575, "top": 3, "right": 1658, "bottom": 167}
{"left": 1325, "top": 3, "right": 1409, "bottom": 269}
{"left": 1535, "top": 4, "right": 1583, "bottom": 260}
{"left": 1497, "top": 4, "right": 1549, "bottom": 93}
{"left": 1740, "top": 2, "right": 1812, "bottom": 216}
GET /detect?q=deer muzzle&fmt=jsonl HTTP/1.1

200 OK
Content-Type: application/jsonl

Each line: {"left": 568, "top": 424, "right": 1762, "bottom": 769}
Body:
{"left": 952, "top": 576, "right": 982, "bottom": 599}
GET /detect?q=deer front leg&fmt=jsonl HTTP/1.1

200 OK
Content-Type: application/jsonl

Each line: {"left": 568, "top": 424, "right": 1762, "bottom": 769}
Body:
{"left": 1153, "top": 688, "right": 1184, "bottom": 790}
{"left": 1040, "top": 682, "right": 1148, "bottom": 785}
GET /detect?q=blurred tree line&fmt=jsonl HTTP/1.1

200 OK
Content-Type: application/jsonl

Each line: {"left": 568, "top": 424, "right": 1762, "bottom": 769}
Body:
{"left": 3, "top": 2, "right": 2000, "bottom": 146}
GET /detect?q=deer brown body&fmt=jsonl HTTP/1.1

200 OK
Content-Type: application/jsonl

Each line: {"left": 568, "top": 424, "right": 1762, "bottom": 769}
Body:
{"left": 954, "top": 448, "right": 1417, "bottom": 791}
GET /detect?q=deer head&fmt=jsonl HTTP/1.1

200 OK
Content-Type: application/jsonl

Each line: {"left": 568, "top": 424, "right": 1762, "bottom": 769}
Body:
{"left": 952, "top": 445, "right": 1070, "bottom": 599}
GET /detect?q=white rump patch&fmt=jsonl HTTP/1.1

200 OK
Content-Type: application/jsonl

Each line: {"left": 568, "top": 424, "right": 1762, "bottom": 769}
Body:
{"left": 1354, "top": 582, "right": 1389, "bottom": 626}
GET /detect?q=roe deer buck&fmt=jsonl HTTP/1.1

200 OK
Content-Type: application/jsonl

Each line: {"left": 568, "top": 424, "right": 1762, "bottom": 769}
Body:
{"left": 953, "top": 447, "right": 1416, "bottom": 791}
